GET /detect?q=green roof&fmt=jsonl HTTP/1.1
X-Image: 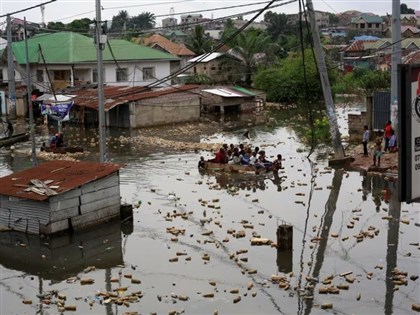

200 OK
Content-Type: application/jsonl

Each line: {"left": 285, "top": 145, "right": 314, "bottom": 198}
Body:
{"left": 351, "top": 14, "right": 383, "bottom": 24}
{"left": 233, "top": 86, "right": 256, "bottom": 96}
{"left": 11, "top": 32, "right": 179, "bottom": 65}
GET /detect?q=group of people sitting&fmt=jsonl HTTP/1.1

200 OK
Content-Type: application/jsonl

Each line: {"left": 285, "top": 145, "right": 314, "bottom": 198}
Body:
{"left": 201, "top": 143, "right": 283, "bottom": 172}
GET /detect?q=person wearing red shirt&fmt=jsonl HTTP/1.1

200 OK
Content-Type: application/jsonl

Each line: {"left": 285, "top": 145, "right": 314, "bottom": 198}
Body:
{"left": 383, "top": 120, "right": 392, "bottom": 152}
{"left": 209, "top": 148, "right": 227, "bottom": 163}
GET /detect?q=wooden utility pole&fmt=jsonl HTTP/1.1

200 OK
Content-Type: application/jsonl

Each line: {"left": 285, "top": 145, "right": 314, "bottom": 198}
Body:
{"left": 305, "top": 0, "right": 345, "bottom": 159}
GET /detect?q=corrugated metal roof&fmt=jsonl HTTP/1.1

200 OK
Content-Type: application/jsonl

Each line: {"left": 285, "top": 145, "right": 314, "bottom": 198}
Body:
{"left": 70, "top": 85, "right": 200, "bottom": 111}
{"left": 188, "top": 52, "right": 224, "bottom": 63}
{"left": 136, "top": 34, "right": 195, "bottom": 57}
{"left": 203, "top": 87, "right": 254, "bottom": 98}
{"left": 11, "top": 32, "right": 179, "bottom": 65}
{"left": 0, "top": 160, "right": 122, "bottom": 201}
{"left": 402, "top": 50, "right": 420, "bottom": 64}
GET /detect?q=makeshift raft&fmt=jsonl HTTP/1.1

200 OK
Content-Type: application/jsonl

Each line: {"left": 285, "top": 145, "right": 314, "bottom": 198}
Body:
{"left": 41, "top": 145, "right": 84, "bottom": 154}
{"left": 201, "top": 161, "right": 277, "bottom": 175}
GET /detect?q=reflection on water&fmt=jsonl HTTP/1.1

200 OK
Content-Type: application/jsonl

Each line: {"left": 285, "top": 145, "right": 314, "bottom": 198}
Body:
{"left": 0, "top": 220, "right": 123, "bottom": 281}
{"left": 0, "top": 108, "right": 418, "bottom": 314}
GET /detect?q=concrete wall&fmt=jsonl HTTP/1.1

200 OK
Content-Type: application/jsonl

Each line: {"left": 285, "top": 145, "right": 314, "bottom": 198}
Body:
{"left": 348, "top": 112, "right": 368, "bottom": 143}
{"left": 131, "top": 92, "right": 201, "bottom": 127}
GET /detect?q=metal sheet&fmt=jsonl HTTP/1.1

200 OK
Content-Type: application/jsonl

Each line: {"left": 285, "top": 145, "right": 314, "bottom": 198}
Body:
{"left": 373, "top": 91, "right": 391, "bottom": 130}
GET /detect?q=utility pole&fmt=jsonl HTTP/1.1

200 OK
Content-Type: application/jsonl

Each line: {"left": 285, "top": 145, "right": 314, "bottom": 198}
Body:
{"left": 391, "top": 0, "right": 401, "bottom": 138}
{"left": 6, "top": 14, "right": 16, "bottom": 119}
{"left": 306, "top": 0, "right": 345, "bottom": 160}
{"left": 24, "top": 17, "right": 37, "bottom": 166}
{"left": 96, "top": 0, "right": 107, "bottom": 163}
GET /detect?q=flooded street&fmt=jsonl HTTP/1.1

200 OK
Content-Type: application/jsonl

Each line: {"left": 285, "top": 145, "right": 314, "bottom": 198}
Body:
{"left": 0, "top": 107, "right": 419, "bottom": 314}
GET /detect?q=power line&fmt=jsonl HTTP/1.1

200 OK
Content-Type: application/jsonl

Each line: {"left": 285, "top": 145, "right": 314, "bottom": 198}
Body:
{"left": 0, "top": 0, "right": 56, "bottom": 18}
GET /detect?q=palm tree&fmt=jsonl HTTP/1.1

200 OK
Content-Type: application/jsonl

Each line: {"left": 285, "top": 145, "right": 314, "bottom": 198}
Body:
{"left": 111, "top": 10, "right": 129, "bottom": 33}
{"left": 264, "top": 11, "right": 290, "bottom": 40}
{"left": 129, "top": 12, "right": 156, "bottom": 31}
{"left": 228, "top": 29, "right": 274, "bottom": 86}
{"left": 186, "top": 25, "right": 213, "bottom": 54}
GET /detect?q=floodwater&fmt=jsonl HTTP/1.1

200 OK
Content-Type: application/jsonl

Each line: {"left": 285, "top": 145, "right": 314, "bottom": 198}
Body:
{"left": 0, "top": 106, "right": 419, "bottom": 315}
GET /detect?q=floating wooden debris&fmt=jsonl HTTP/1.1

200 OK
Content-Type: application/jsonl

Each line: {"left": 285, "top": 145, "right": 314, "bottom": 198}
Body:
{"left": 80, "top": 278, "right": 95, "bottom": 285}
{"left": 321, "top": 303, "right": 333, "bottom": 309}
{"left": 233, "top": 296, "right": 241, "bottom": 303}
{"left": 250, "top": 238, "right": 272, "bottom": 246}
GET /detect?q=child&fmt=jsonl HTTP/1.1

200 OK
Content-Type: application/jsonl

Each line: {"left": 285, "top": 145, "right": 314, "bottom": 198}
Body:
{"left": 272, "top": 154, "right": 283, "bottom": 172}
{"left": 198, "top": 156, "right": 206, "bottom": 169}
{"left": 388, "top": 130, "right": 398, "bottom": 153}
{"left": 373, "top": 138, "right": 382, "bottom": 167}
{"left": 362, "top": 125, "right": 370, "bottom": 156}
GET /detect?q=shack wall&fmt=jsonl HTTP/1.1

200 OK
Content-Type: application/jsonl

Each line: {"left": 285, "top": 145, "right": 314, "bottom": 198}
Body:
{"left": 0, "top": 195, "right": 50, "bottom": 234}
{"left": 131, "top": 93, "right": 200, "bottom": 127}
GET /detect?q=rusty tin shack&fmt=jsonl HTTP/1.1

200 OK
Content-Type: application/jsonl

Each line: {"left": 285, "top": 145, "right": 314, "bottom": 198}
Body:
{"left": 0, "top": 160, "right": 122, "bottom": 235}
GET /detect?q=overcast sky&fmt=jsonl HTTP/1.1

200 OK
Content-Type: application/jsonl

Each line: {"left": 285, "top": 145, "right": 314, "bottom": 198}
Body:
{"left": 1, "top": 0, "right": 420, "bottom": 28}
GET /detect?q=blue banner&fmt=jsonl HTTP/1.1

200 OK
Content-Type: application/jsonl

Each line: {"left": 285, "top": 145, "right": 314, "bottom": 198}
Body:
{"left": 41, "top": 101, "right": 74, "bottom": 122}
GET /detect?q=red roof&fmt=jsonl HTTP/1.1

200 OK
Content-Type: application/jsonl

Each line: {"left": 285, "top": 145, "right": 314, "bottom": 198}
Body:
{"left": 345, "top": 40, "right": 377, "bottom": 52}
{"left": 135, "top": 34, "right": 195, "bottom": 57}
{"left": 70, "top": 85, "right": 200, "bottom": 111}
{"left": 0, "top": 160, "right": 122, "bottom": 201}
{"left": 403, "top": 50, "right": 420, "bottom": 64}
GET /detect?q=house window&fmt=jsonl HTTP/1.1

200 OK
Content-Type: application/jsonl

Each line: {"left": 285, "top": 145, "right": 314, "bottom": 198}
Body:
{"left": 376, "top": 23, "right": 380, "bottom": 28}
{"left": 142, "top": 67, "right": 155, "bottom": 81}
{"left": 92, "top": 68, "right": 98, "bottom": 83}
{"left": 0, "top": 70, "right": 3, "bottom": 83}
{"left": 360, "top": 23, "right": 365, "bottom": 29}
{"left": 36, "top": 70, "right": 43, "bottom": 82}
{"left": 116, "top": 68, "right": 128, "bottom": 82}
{"left": 368, "top": 23, "right": 372, "bottom": 28}
{"left": 211, "top": 66, "right": 216, "bottom": 70}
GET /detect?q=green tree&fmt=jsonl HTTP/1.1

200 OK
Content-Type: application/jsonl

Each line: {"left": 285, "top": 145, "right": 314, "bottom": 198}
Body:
{"left": 400, "top": 3, "right": 415, "bottom": 14}
{"left": 67, "top": 18, "right": 93, "bottom": 33}
{"left": 128, "top": 12, "right": 156, "bottom": 31}
{"left": 186, "top": 25, "right": 213, "bottom": 54}
{"left": 254, "top": 49, "right": 338, "bottom": 103}
{"left": 350, "top": 68, "right": 391, "bottom": 96}
{"left": 264, "top": 11, "right": 290, "bottom": 40}
{"left": 228, "top": 29, "right": 277, "bottom": 86}
{"left": 47, "top": 21, "right": 66, "bottom": 31}
{"left": 328, "top": 13, "right": 339, "bottom": 26}
{"left": 111, "top": 10, "right": 129, "bottom": 33}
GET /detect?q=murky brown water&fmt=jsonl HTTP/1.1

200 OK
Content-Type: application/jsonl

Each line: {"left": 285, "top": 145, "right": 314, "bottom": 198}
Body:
{"left": 0, "top": 107, "right": 419, "bottom": 314}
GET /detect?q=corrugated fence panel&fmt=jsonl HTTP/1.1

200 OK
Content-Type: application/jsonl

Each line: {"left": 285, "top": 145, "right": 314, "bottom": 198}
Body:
{"left": 0, "top": 198, "right": 50, "bottom": 234}
{"left": 373, "top": 91, "right": 391, "bottom": 131}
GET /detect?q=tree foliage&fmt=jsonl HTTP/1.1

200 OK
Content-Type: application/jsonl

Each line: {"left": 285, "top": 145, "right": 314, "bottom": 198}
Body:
{"left": 334, "top": 68, "right": 390, "bottom": 96}
{"left": 400, "top": 3, "right": 415, "bottom": 14}
{"left": 186, "top": 25, "right": 213, "bottom": 54}
{"left": 254, "top": 49, "right": 338, "bottom": 103}
{"left": 47, "top": 18, "right": 93, "bottom": 33}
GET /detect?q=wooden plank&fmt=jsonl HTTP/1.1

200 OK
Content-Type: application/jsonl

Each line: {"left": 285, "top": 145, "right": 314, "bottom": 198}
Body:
{"left": 81, "top": 173, "right": 119, "bottom": 194}
{"left": 50, "top": 206, "right": 79, "bottom": 222}
{"left": 80, "top": 194, "right": 120, "bottom": 215}
{"left": 71, "top": 205, "right": 120, "bottom": 230}
{"left": 49, "top": 196, "right": 80, "bottom": 212}
{"left": 80, "top": 185, "right": 119, "bottom": 204}
{"left": 30, "top": 179, "right": 57, "bottom": 196}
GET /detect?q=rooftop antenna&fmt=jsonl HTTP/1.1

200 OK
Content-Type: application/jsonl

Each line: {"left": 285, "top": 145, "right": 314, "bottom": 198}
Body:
{"left": 40, "top": 5, "right": 45, "bottom": 27}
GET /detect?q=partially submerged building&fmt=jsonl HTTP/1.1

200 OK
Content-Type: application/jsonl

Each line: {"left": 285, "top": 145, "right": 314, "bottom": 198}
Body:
{"left": 0, "top": 160, "right": 122, "bottom": 235}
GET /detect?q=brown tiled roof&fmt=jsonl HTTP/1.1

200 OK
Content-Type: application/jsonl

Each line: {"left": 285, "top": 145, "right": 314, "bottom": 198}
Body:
{"left": 0, "top": 160, "right": 122, "bottom": 201}
{"left": 402, "top": 50, "right": 420, "bottom": 64}
{"left": 70, "top": 85, "right": 200, "bottom": 111}
{"left": 345, "top": 40, "right": 377, "bottom": 52}
{"left": 135, "top": 34, "right": 195, "bottom": 57}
